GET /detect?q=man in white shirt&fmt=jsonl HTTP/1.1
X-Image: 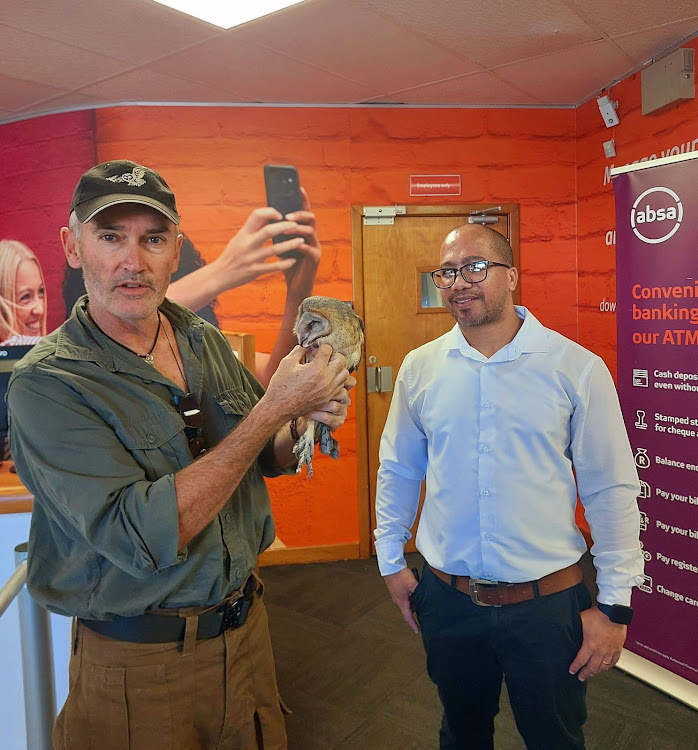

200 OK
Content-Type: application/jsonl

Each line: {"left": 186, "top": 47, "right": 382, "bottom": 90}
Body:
{"left": 374, "top": 224, "right": 644, "bottom": 750}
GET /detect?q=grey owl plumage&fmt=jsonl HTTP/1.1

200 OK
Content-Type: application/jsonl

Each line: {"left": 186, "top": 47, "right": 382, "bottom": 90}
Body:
{"left": 293, "top": 296, "right": 365, "bottom": 476}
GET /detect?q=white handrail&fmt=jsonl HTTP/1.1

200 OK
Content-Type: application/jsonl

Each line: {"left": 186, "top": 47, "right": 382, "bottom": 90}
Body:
{"left": 0, "top": 544, "right": 57, "bottom": 750}
{"left": 0, "top": 558, "right": 27, "bottom": 617}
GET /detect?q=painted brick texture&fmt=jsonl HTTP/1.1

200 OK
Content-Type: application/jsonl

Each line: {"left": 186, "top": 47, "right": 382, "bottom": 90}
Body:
{"left": 3, "top": 62, "right": 696, "bottom": 548}
{"left": 94, "top": 105, "right": 577, "bottom": 546}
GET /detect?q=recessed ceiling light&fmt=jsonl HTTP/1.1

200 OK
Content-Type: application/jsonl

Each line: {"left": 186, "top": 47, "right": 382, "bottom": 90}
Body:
{"left": 149, "top": 0, "right": 309, "bottom": 30}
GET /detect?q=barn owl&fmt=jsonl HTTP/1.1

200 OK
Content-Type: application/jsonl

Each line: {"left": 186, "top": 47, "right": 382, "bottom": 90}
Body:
{"left": 293, "top": 296, "right": 365, "bottom": 476}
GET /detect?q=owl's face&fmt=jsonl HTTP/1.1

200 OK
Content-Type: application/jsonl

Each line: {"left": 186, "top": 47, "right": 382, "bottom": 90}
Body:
{"left": 295, "top": 311, "right": 331, "bottom": 348}
{"left": 294, "top": 296, "right": 365, "bottom": 371}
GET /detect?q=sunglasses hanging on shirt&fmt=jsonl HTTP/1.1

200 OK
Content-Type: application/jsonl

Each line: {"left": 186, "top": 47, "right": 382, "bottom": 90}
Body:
{"left": 174, "top": 393, "right": 207, "bottom": 459}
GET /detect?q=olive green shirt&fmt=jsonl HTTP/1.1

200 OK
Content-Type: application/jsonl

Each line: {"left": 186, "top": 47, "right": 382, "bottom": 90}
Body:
{"left": 8, "top": 297, "right": 284, "bottom": 620}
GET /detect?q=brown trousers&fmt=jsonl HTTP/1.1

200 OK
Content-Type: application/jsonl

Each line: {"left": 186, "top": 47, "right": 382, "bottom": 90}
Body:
{"left": 52, "top": 597, "right": 289, "bottom": 750}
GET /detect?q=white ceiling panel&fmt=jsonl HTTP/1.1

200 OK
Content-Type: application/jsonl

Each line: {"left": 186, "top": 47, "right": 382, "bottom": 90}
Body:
{"left": 391, "top": 71, "right": 542, "bottom": 105}
{"left": 495, "top": 40, "right": 634, "bottom": 104}
{"left": 358, "top": 0, "right": 602, "bottom": 67}
{"left": 0, "top": 0, "right": 696, "bottom": 122}
{"left": 149, "top": 36, "right": 382, "bottom": 101}
{"left": 0, "top": 24, "right": 132, "bottom": 90}
{"left": 78, "top": 69, "right": 255, "bottom": 103}
{"left": 0, "top": 74, "right": 65, "bottom": 111}
{"left": 566, "top": 0, "right": 698, "bottom": 38}
{"left": 612, "top": 22, "right": 698, "bottom": 66}
{"left": 14, "top": 91, "right": 109, "bottom": 118}
{"left": 1, "top": 0, "right": 223, "bottom": 64}
{"left": 236, "top": 0, "right": 484, "bottom": 92}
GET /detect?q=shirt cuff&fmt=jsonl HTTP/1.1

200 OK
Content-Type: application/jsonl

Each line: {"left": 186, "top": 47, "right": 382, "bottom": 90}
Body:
{"left": 596, "top": 580, "right": 643, "bottom": 607}
{"left": 374, "top": 537, "right": 408, "bottom": 576}
{"left": 139, "top": 474, "right": 188, "bottom": 572}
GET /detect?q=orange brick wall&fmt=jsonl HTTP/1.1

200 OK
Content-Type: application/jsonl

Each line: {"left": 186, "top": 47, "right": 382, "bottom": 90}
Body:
{"left": 95, "top": 105, "right": 577, "bottom": 547}
{"left": 6, "top": 74, "right": 695, "bottom": 549}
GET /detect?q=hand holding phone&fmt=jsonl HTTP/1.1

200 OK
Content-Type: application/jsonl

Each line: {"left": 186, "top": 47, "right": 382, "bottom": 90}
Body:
{"left": 264, "top": 164, "right": 304, "bottom": 258}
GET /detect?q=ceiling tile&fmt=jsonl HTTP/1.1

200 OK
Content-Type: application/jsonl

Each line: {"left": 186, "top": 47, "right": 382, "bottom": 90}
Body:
{"left": 78, "top": 69, "right": 256, "bottom": 103}
{"left": 566, "top": 0, "right": 698, "bottom": 37}
{"left": 15, "top": 91, "right": 108, "bottom": 119}
{"left": 0, "top": 24, "right": 132, "bottom": 90}
{"left": 0, "top": 74, "right": 65, "bottom": 111}
{"left": 149, "top": 36, "right": 381, "bottom": 102}
{"left": 358, "top": 0, "right": 601, "bottom": 68}
{"left": 0, "top": 0, "right": 696, "bottom": 113}
{"left": 495, "top": 40, "right": 634, "bottom": 104}
{"left": 612, "top": 22, "right": 698, "bottom": 65}
{"left": 1, "top": 0, "right": 223, "bottom": 64}
{"left": 389, "top": 71, "right": 541, "bottom": 105}
{"left": 236, "top": 0, "right": 483, "bottom": 92}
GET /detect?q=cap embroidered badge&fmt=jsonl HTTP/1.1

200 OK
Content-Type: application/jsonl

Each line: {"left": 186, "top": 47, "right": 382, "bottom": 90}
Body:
{"left": 106, "top": 166, "right": 147, "bottom": 187}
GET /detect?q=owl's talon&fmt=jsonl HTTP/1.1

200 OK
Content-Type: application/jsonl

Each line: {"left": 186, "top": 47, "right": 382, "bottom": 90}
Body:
{"left": 293, "top": 430, "right": 315, "bottom": 476}
{"left": 317, "top": 423, "right": 339, "bottom": 459}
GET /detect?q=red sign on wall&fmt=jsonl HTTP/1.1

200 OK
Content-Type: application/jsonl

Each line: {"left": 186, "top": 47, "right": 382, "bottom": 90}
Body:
{"left": 409, "top": 174, "right": 461, "bottom": 196}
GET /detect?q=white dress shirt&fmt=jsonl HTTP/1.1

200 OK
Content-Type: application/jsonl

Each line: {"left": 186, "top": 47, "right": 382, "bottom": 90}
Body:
{"left": 375, "top": 306, "right": 644, "bottom": 606}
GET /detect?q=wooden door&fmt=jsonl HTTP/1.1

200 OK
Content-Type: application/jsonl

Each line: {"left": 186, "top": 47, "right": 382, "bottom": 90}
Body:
{"left": 352, "top": 205, "right": 520, "bottom": 556}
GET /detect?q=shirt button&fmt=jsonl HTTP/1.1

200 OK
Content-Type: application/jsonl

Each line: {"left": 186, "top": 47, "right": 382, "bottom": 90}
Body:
{"left": 484, "top": 534, "right": 493, "bottom": 540}
{"left": 225, "top": 513, "right": 232, "bottom": 523}
{"left": 482, "top": 447, "right": 490, "bottom": 453}
{"left": 483, "top": 401, "right": 491, "bottom": 408}
{"left": 482, "top": 490, "right": 490, "bottom": 496}
{"left": 234, "top": 568, "right": 243, "bottom": 580}
{"left": 147, "top": 434, "right": 156, "bottom": 443}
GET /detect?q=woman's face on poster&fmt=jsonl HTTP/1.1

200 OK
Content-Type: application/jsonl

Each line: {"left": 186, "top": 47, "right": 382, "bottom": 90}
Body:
{"left": 14, "top": 259, "right": 45, "bottom": 335}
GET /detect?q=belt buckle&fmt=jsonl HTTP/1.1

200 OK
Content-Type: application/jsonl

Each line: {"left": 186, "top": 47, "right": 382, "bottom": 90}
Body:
{"left": 218, "top": 589, "right": 254, "bottom": 634}
{"left": 218, "top": 599, "right": 242, "bottom": 633}
{"left": 468, "top": 578, "right": 502, "bottom": 607}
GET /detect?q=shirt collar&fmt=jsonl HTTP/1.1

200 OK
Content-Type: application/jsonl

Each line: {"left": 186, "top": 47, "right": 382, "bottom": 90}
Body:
{"left": 440, "top": 306, "right": 551, "bottom": 361}
{"left": 54, "top": 295, "right": 205, "bottom": 371}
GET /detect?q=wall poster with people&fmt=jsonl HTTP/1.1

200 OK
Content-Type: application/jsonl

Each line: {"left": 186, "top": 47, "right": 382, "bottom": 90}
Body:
{"left": 0, "top": 240, "right": 48, "bottom": 459}
{"left": 612, "top": 151, "right": 698, "bottom": 701}
{"left": 0, "top": 108, "right": 362, "bottom": 553}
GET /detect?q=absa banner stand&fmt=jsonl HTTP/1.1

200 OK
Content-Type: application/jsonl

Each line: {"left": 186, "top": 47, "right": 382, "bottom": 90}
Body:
{"left": 612, "top": 151, "right": 698, "bottom": 709}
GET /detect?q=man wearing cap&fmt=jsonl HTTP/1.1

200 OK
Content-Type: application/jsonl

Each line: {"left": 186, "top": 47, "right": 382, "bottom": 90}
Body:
{"left": 8, "top": 160, "right": 352, "bottom": 750}
{"left": 62, "top": 162, "right": 325, "bottom": 388}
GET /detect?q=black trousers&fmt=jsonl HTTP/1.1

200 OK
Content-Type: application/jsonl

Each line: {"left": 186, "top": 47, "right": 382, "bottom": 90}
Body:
{"left": 412, "top": 563, "right": 591, "bottom": 750}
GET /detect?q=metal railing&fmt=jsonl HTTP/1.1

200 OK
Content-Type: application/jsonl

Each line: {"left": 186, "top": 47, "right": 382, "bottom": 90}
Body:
{"left": 0, "top": 543, "right": 56, "bottom": 750}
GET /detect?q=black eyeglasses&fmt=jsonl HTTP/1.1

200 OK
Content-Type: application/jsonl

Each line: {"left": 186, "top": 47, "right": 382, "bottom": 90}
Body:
{"left": 175, "top": 393, "right": 207, "bottom": 459}
{"left": 431, "top": 260, "right": 511, "bottom": 289}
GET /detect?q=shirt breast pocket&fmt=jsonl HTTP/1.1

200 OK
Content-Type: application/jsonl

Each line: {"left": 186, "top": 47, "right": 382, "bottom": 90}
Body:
{"left": 112, "top": 409, "right": 187, "bottom": 480}
{"left": 215, "top": 388, "right": 253, "bottom": 423}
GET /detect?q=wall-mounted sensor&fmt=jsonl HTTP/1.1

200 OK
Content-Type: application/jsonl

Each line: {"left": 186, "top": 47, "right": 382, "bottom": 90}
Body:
{"left": 603, "top": 138, "right": 616, "bottom": 158}
{"left": 597, "top": 95, "right": 620, "bottom": 127}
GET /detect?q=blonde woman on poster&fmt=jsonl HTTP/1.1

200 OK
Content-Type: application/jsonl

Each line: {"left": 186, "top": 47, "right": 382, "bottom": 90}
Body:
{"left": 0, "top": 240, "right": 47, "bottom": 346}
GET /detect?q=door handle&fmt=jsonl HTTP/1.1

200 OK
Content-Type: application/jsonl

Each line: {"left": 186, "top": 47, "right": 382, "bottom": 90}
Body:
{"left": 366, "top": 366, "right": 393, "bottom": 393}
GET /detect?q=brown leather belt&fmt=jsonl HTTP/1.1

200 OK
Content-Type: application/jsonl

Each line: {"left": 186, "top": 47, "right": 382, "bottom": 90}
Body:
{"left": 428, "top": 563, "right": 583, "bottom": 607}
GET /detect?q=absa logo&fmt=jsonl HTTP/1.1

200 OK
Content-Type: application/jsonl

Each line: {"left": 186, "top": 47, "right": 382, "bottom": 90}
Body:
{"left": 630, "top": 186, "right": 683, "bottom": 244}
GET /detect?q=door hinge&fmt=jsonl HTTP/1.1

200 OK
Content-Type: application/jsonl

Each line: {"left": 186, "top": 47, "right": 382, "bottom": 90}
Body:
{"left": 363, "top": 205, "right": 406, "bottom": 226}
